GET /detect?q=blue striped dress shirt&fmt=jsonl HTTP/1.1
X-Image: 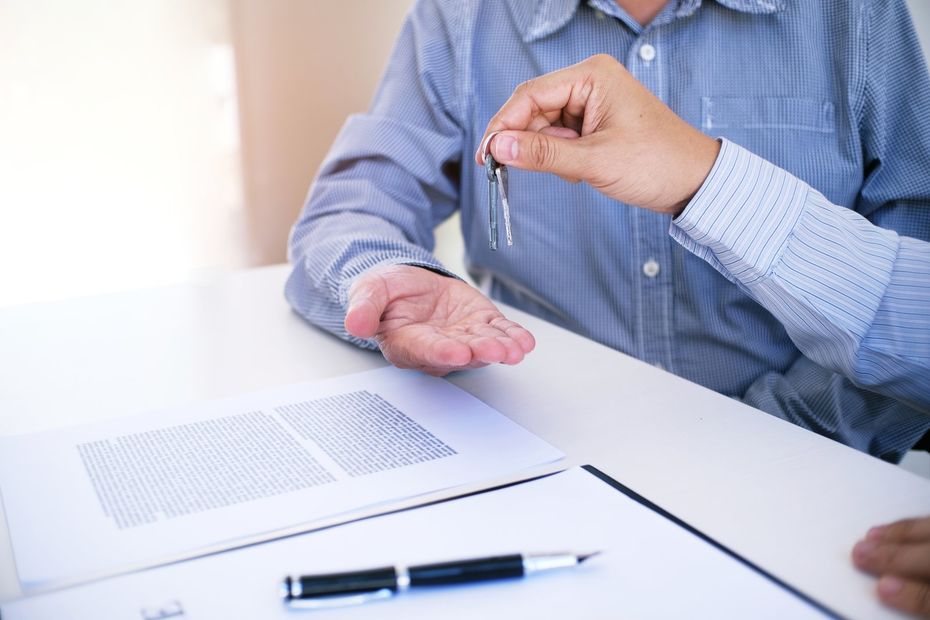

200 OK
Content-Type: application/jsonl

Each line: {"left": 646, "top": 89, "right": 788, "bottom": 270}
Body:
{"left": 286, "top": 0, "right": 930, "bottom": 461}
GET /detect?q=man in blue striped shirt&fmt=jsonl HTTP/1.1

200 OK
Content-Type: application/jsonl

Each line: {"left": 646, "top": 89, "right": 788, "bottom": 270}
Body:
{"left": 472, "top": 50, "right": 930, "bottom": 619}
{"left": 477, "top": 51, "right": 930, "bottom": 420}
{"left": 286, "top": 0, "right": 930, "bottom": 465}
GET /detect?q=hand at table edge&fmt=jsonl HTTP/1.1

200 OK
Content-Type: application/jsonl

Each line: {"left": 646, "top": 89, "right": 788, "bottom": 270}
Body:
{"left": 853, "top": 515, "right": 930, "bottom": 618}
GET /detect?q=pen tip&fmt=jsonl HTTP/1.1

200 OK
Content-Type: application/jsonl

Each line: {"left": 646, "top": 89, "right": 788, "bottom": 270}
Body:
{"left": 577, "top": 551, "right": 602, "bottom": 563}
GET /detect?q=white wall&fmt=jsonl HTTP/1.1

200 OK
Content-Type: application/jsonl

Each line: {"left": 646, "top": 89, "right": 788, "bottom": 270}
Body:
{"left": 0, "top": 1, "right": 248, "bottom": 307}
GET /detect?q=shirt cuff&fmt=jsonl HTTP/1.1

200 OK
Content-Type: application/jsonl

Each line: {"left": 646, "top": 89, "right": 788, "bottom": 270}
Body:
{"left": 669, "top": 138, "right": 809, "bottom": 285}
{"left": 336, "top": 255, "right": 460, "bottom": 309}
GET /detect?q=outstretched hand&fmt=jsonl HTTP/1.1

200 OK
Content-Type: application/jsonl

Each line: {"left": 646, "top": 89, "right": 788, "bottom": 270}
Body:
{"left": 344, "top": 265, "right": 535, "bottom": 376}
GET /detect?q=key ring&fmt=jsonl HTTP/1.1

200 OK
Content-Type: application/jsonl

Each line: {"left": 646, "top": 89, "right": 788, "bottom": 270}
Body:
{"left": 479, "top": 131, "right": 503, "bottom": 168}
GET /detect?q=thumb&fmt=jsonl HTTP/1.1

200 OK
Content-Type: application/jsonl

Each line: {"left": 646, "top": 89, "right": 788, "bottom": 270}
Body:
{"left": 344, "top": 272, "right": 390, "bottom": 339}
{"left": 490, "top": 130, "right": 588, "bottom": 179}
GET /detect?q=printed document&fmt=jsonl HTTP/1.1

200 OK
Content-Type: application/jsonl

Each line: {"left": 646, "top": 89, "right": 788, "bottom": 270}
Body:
{"left": 1, "top": 468, "right": 829, "bottom": 619}
{"left": 0, "top": 367, "right": 562, "bottom": 587}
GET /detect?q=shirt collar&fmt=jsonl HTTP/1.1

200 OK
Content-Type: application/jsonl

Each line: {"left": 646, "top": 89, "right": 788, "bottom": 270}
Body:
{"left": 509, "top": 0, "right": 785, "bottom": 43}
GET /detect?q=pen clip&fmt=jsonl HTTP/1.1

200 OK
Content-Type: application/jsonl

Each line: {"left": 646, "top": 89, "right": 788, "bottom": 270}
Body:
{"left": 283, "top": 587, "right": 395, "bottom": 610}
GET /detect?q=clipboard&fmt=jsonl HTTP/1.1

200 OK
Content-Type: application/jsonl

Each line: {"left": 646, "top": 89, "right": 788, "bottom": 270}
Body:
{"left": 2, "top": 465, "right": 840, "bottom": 619}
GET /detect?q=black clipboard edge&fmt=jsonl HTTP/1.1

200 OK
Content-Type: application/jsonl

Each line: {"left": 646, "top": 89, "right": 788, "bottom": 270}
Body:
{"left": 581, "top": 465, "right": 845, "bottom": 620}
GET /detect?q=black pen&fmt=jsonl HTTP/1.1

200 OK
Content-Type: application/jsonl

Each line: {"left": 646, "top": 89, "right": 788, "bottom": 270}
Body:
{"left": 281, "top": 551, "right": 600, "bottom": 610}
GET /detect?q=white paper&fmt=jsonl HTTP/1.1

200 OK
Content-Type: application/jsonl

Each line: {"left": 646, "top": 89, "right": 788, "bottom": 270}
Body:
{"left": 0, "top": 367, "right": 562, "bottom": 587}
{"left": 1, "top": 467, "right": 829, "bottom": 619}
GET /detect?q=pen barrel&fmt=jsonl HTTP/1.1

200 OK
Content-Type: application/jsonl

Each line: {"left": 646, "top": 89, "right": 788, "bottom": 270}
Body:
{"left": 291, "top": 566, "right": 397, "bottom": 598}
{"left": 409, "top": 554, "right": 524, "bottom": 586}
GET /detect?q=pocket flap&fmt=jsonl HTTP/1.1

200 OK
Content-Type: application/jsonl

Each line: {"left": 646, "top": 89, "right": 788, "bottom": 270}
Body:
{"left": 701, "top": 97, "right": 835, "bottom": 133}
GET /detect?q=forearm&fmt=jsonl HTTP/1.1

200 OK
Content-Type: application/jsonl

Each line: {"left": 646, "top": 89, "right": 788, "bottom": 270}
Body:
{"left": 286, "top": 127, "right": 460, "bottom": 347}
{"left": 671, "top": 139, "right": 930, "bottom": 411}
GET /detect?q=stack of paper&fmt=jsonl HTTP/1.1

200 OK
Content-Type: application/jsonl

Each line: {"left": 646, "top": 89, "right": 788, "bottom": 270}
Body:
{"left": 0, "top": 367, "right": 563, "bottom": 587}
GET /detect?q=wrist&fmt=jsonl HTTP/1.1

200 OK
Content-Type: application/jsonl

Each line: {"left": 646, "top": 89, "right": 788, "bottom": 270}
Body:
{"left": 670, "top": 135, "right": 721, "bottom": 217}
{"left": 670, "top": 139, "right": 810, "bottom": 284}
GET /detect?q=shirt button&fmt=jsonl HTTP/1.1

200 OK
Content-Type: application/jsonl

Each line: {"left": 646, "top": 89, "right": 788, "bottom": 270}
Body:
{"left": 642, "top": 259, "right": 660, "bottom": 278}
{"left": 639, "top": 43, "right": 656, "bottom": 62}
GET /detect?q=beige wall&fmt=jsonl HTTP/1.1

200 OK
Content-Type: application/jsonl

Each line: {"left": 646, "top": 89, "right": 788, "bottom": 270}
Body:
{"left": 230, "top": 0, "right": 414, "bottom": 265}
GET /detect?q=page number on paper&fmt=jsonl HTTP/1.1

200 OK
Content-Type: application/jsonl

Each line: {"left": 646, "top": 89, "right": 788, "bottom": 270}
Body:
{"left": 141, "top": 601, "right": 186, "bottom": 620}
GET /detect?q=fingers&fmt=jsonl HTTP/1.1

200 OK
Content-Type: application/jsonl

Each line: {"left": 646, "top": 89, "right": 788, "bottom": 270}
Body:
{"left": 379, "top": 333, "right": 485, "bottom": 373}
{"left": 383, "top": 329, "right": 521, "bottom": 370}
{"left": 457, "top": 320, "right": 536, "bottom": 366}
{"left": 466, "top": 336, "right": 511, "bottom": 364}
{"left": 869, "top": 518, "right": 930, "bottom": 544}
{"left": 378, "top": 319, "right": 536, "bottom": 375}
{"left": 480, "top": 67, "right": 586, "bottom": 154}
{"left": 856, "top": 516, "right": 930, "bottom": 579}
{"left": 478, "top": 56, "right": 609, "bottom": 150}
{"left": 876, "top": 576, "right": 930, "bottom": 619}
{"left": 540, "top": 125, "right": 581, "bottom": 140}
{"left": 475, "top": 54, "right": 622, "bottom": 166}
{"left": 487, "top": 130, "right": 590, "bottom": 180}
{"left": 855, "top": 518, "right": 930, "bottom": 618}
{"left": 380, "top": 330, "right": 473, "bottom": 369}
{"left": 854, "top": 540, "right": 930, "bottom": 580}
{"left": 344, "top": 272, "right": 391, "bottom": 339}
{"left": 490, "top": 316, "right": 536, "bottom": 354}
{"left": 428, "top": 336, "right": 474, "bottom": 367}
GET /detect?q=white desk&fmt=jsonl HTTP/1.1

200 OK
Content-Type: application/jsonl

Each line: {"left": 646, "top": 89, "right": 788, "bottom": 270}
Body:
{"left": 1, "top": 264, "right": 928, "bottom": 619}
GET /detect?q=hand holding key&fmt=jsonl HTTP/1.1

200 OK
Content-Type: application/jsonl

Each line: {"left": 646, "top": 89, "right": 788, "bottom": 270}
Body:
{"left": 344, "top": 264, "right": 535, "bottom": 376}
{"left": 476, "top": 54, "right": 720, "bottom": 217}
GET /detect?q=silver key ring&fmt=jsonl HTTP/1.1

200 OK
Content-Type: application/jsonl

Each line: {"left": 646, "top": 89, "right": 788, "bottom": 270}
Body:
{"left": 479, "top": 131, "right": 503, "bottom": 165}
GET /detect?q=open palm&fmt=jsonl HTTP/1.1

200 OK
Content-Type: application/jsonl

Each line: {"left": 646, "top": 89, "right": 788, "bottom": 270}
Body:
{"left": 344, "top": 265, "right": 535, "bottom": 376}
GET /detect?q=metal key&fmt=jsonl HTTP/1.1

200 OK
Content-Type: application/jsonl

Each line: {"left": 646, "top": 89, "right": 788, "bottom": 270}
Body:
{"left": 486, "top": 154, "right": 500, "bottom": 250}
{"left": 485, "top": 150, "right": 513, "bottom": 251}
{"left": 496, "top": 164, "right": 513, "bottom": 246}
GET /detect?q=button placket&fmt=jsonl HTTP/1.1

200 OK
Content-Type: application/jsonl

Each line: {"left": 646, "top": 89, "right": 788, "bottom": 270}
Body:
{"left": 626, "top": 28, "right": 673, "bottom": 373}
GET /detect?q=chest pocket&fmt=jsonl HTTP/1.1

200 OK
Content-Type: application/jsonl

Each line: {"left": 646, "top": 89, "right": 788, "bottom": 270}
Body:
{"left": 699, "top": 96, "right": 859, "bottom": 207}
{"left": 702, "top": 97, "right": 835, "bottom": 133}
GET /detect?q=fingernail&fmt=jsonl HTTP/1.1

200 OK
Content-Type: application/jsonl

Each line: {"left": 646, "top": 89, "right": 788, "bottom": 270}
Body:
{"left": 866, "top": 526, "right": 887, "bottom": 540}
{"left": 853, "top": 540, "right": 877, "bottom": 559}
{"left": 878, "top": 576, "right": 904, "bottom": 597}
{"left": 494, "top": 135, "right": 518, "bottom": 163}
